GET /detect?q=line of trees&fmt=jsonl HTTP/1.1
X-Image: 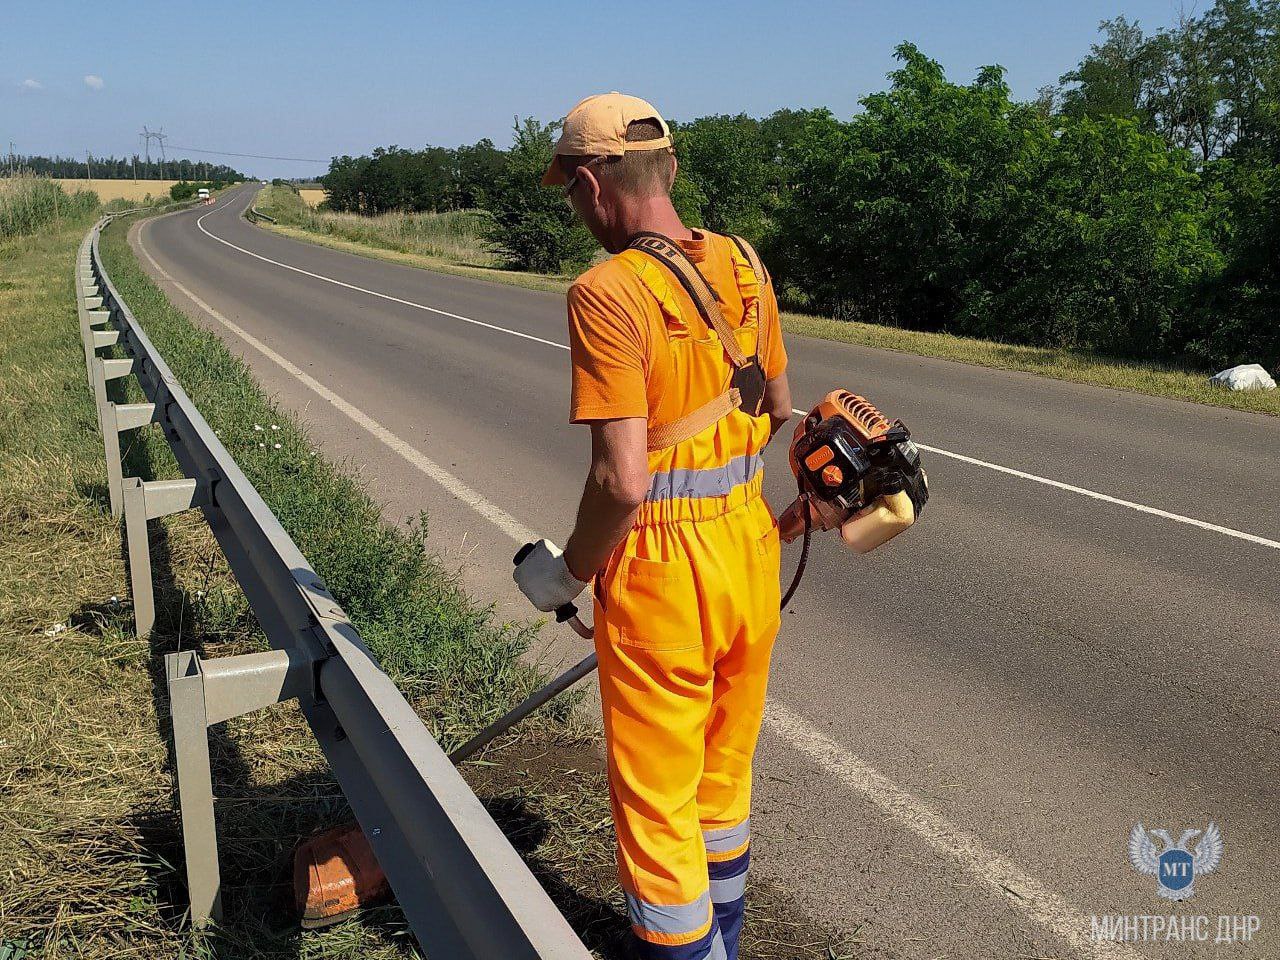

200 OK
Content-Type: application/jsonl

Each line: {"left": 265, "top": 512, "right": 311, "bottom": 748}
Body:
{"left": 323, "top": 142, "right": 505, "bottom": 214}
{"left": 9, "top": 154, "right": 245, "bottom": 182}
{"left": 318, "top": 0, "right": 1278, "bottom": 370}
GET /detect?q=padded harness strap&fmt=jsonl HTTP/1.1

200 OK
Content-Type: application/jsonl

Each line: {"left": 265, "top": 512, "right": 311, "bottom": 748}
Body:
{"left": 628, "top": 233, "right": 751, "bottom": 368}
{"left": 728, "top": 233, "right": 769, "bottom": 391}
{"left": 645, "top": 388, "right": 742, "bottom": 452}
{"left": 626, "top": 232, "right": 769, "bottom": 452}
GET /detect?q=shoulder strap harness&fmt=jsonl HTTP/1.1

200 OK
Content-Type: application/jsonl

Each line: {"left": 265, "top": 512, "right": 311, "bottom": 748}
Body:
{"left": 626, "top": 232, "right": 770, "bottom": 451}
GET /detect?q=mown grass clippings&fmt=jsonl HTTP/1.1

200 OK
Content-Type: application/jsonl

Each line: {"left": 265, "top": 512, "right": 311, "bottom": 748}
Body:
{"left": 0, "top": 211, "right": 426, "bottom": 958}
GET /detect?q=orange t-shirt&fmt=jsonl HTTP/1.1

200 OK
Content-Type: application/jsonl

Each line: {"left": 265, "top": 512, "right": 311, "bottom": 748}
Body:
{"left": 566, "top": 230, "right": 787, "bottom": 424}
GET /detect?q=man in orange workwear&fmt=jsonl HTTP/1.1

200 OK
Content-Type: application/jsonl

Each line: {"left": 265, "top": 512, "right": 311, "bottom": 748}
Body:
{"left": 513, "top": 93, "right": 792, "bottom": 960}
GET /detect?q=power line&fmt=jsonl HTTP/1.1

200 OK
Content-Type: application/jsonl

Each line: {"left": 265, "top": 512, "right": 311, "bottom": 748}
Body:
{"left": 162, "top": 144, "right": 329, "bottom": 163}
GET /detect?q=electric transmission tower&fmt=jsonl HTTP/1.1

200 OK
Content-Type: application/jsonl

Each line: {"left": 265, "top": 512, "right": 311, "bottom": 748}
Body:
{"left": 140, "top": 126, "right": 168, "bottom": 174}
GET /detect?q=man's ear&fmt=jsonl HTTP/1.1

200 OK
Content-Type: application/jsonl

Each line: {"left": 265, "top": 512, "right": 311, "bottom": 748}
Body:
{"left": 669, "top": 153, "right": 679, "bottom": 191}
{"left": 580, "top": 165, "right": 604, "bottom": 208}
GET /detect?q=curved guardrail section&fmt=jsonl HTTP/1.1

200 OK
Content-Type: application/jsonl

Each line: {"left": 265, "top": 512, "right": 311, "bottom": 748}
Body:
{"left": 246, "top": 205, "right": 277, "bottom": 223}
{"left": 74, "top": 213, "right": 591, "bottom": 959}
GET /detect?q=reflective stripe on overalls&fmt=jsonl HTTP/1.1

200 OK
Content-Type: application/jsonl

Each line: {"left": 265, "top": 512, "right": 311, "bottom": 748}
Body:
{"left": 593, "top": 235, "right": 781, "bottom": 960}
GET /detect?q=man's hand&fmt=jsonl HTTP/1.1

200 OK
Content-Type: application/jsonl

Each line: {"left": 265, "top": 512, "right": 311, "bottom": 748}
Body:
{"left": 513, "top": 539, "right": 589, "bottom": 613}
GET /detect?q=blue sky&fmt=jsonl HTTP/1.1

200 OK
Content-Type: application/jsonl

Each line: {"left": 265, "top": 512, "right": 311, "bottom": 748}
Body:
{"left": 4, "top": 0, "right": 1188, "bottom": 179}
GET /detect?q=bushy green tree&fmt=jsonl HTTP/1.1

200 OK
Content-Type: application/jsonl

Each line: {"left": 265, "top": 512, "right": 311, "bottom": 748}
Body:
{"left": 674, "top": 114, "right": 771, "bottom": 236}
{"left": 1058, "top": 1, "right": 1280, "bottom": 162}
{"left": 1058, "top": 17, "right": 1165, "bottom": 127}
{"left": 483, "top": 118, "right": 596, "bottom": 274}
{"left": 967, "top": 116, "right": 1221, "bottom": 356}
{"left": 454, "top": 139, "right": 507, "bottom": 209}
{"left": 322, "top": 143, "right": 506, "bottom": 215}
{"left": 773, "top": 45, "right": 1219, "bottom": 359}
{"left": 673, "top": 108, "right": 822, "bottom": 241}
{"left": 1191, "top": 163, "right": 1280, "bottom": 366}
{"left": 774, "top": 46, "right": 1050, "bottom": 327}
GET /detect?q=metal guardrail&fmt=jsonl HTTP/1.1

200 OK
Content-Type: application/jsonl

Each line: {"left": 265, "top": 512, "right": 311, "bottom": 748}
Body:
{"left": 74, "top": 214, "right": 592, "bottom": 959}
{"left": 246, "top": 205, "right": 277, "bottom": 223}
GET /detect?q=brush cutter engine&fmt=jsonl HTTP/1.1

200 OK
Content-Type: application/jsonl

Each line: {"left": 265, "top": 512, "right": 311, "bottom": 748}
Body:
{"left": 779, "top": 391, "right": 928, "bottom": 542}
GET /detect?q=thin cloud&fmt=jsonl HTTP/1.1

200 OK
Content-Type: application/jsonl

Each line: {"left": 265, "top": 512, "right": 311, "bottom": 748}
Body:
{"left": 84, "top": 75, "right": 104, "bottom": 90}
{"left": 20, "top": 78, "right": 43, "bottom": 91}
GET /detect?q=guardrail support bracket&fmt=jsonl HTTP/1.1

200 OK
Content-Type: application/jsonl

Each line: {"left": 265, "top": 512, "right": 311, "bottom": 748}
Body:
{"left": 124, "top": 477, "right": 208, "bottom": 635}
{"left": 93, "top": 365, "right": 158, "bottom": 516}
{"left": 166, "top": 648, "right": 317, "bottom": 928}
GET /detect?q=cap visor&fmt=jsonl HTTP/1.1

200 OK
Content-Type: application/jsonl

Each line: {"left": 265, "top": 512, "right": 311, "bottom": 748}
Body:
{"left": 541, "top": 158, "right": 566, "bottom": 187}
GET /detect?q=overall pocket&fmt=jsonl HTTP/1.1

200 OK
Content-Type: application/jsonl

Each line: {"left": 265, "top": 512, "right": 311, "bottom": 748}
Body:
{"left": 607, "top": 554, "right": 703, "bottom": 651}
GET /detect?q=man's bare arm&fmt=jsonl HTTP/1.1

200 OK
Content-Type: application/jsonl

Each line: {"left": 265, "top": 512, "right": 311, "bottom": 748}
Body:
{"left": 763, "top": 372, "right": 793, "bottom": 440}
{"left": 563, "top": 417, "right": 650, "bottom": 581}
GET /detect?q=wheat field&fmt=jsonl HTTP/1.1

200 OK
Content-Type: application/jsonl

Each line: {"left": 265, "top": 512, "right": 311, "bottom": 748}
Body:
{"left": 53, "top": 179, "right": 184, "bottom": 202}
{"left": 298, "top": 188, "right": 327, "bottom": 207}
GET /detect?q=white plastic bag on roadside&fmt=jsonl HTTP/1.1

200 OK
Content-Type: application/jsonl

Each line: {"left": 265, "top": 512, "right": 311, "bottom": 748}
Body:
{"left": 1210, "top": 363, "right": 1276, "bottom": 391}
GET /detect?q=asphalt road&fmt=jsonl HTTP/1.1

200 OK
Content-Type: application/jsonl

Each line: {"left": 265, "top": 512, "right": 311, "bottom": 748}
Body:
{"left": 135, "top": 185, "right": 1279, "bottom": 959}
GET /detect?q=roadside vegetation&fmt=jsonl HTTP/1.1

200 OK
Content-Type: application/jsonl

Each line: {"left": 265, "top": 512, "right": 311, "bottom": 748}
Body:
{"left": 0, "top": 173, "right": 99, "bottom": 239}
{"left": 168, "top": 180, "right": 228, "bottom": 202}
{"left": 256, "top": 184, "right": 499, "bottom": 267}
{"left": 0, "top": 200, "right": 837, "bottom": 957}
{"left": 0, "top": 197, "right": 417, "bottom": 959}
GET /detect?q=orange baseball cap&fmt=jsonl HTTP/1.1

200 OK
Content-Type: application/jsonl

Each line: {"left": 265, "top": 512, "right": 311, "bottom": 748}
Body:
{"left": 541, "top": 92, "right": 673, "bottom": 186}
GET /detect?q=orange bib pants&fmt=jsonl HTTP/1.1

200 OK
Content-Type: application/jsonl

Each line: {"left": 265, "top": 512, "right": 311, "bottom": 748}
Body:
{"left": 594, "top": 248, "right": 781, "bottom": 960}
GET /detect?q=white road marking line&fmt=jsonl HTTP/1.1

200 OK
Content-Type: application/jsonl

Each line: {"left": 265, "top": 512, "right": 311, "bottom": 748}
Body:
{"left": 766, "top": 703, "right": 1142, "bottom": 960}
{"left": 195, "top": 195, "right": 1276, "bottom": 553}
{"left": 786, "top": 407, "right": 1280, "bottom": 551}
{"left": 912, "top": 443, "right": 1280, "bottom": 550}
{"left": 138, "top": 221, "right": 536, "bottom": 546}
{"left": 195, "top": 200, "right": 570, "bottom": 352}
{"left": 139, "top": 220, "right": 1142, "bottom": 960}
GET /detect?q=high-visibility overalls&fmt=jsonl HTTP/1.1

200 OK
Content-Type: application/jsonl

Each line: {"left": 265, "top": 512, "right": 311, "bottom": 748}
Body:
{"left": 593, "top": 235, "right": 781, "bottom": 960}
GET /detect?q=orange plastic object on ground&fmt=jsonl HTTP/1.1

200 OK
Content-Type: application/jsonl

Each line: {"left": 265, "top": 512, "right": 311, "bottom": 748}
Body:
{"left": 293, "top": 822, "right": 391, "bottom": 928}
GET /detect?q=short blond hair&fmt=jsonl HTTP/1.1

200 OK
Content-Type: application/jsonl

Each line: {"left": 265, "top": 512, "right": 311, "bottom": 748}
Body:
{"left": 559, "top": 119, "right": 674, "bottom": 197}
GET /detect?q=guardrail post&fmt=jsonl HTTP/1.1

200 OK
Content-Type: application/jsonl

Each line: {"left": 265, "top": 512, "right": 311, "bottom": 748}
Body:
{"left": 123, "top": 477, "right": 206, "bottom": 636}
{"left": 165, "top": 648, "right": 317, "bottom": 927}
{"left": 167, "top": 650, "right": 221, "bottom": 925}
{"left": 76, "top": 252, "right": 97, "bottom": 388}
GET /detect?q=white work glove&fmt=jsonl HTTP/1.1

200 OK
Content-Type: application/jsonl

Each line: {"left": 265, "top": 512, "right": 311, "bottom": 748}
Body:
{"left": 513, "top": 539, "right": 589, "bottom": 613}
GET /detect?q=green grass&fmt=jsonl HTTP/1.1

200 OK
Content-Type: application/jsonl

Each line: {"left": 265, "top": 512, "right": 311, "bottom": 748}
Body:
{"left": 0, "top": 174, "right": 99, "bottom": 239}
{"left": 0, "top": 204, "right": 423, "bottom": 959}
{"left": 0, "top": 207, "right": 836, "bottom": 958}
{"left": 251, "top": 185, "right": 1279, "bottom": 417}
